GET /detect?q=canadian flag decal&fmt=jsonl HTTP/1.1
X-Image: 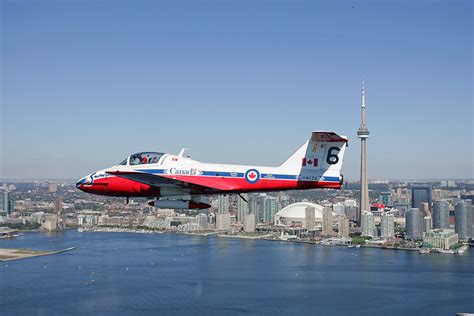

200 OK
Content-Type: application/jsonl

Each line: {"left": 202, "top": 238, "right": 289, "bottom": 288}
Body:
{"left": 302, "top": 158, "right": 318, "bottom": 167}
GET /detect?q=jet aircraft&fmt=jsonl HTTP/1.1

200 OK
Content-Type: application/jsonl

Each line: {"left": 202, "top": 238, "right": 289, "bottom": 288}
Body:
{"left": 76, "top": 131, "right": 348, "bottom": 209}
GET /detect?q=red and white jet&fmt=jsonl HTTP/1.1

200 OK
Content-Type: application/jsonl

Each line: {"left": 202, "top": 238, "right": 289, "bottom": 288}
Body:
{"left": 76, "top": 131, "right": 348, "bottom": 209}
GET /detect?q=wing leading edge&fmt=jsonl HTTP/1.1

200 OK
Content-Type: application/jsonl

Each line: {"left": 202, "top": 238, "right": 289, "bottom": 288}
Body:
{"left": 105, "top": 169, "right": 227, "bottom": 196}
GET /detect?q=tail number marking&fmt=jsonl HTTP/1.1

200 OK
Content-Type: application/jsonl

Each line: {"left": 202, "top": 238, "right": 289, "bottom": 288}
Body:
{"left": 326, "top": 147, "right": 340, "bottom": 165}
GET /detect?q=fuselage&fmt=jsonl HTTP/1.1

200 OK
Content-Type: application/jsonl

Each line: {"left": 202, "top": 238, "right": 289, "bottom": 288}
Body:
{"left": 76, "top": 153, "right": 342, "bottom": 198}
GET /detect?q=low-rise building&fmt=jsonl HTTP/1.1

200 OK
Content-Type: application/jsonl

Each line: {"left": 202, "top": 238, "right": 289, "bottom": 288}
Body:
{"left": 423, "top": 229, "right": 458, "bottom": 250}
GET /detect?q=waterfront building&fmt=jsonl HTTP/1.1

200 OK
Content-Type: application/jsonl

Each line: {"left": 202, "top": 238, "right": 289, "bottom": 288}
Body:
{"left": 361, "top": 211, "right": 377, "bottom": 237}
{"left": 244, "top": 214, "right": 256, "bottom": 232}
{"left": 237, "top": 193, "right": 249, "bottom": 223}
{"left": 98, "top": 215, "right": 108, "bottom": 226}
{"left": 357, "top": 81, "right": 370, "bottom": 226}
{"left": 216, "top": 213, "right": 231, "bottom": 231}
{"left": 77, "top": 214, "right": 85, "bottom": 226}
{"left": 177, "top": 222, "right": 200, "bottom": 232}
{"left": 305, "top": 206, "right": 315, "bottom": 231}
{"left": 455, "top": 200, "right": 473, "bottom": 240}
{"left": 379, "top": 192, "right": 394, "bottom": 207}
{"left": 218, "top": 195, "right": 229, "bottom": 214}
{"left": 423, "top": 229, "right": 458, "bottom": 250}
{"left": 42, "top": 214, "right": 58, "bottom": 231}
{"left": 196, "top": 213, "right": 208, "bottom": 230}
{"left": 380, "top": 213, "right": 395, "bottom": 238}
{"left": 338, "top": 214, "right": 349, "bottom": 237}
{"left": 406, "top": 208, "right": 423, "bottom": 240}
{"left": 411, "top": 185, "right": 432, "bottom": 212}
{"left": 322, "top": 206, "right": 333, "bottom": 236}
{"left": 433, "top": 200, "right": 450, "bottom": 229}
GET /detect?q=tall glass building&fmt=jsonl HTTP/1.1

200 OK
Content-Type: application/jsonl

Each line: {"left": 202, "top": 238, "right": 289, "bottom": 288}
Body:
{"left": 455, "top": 200, "right": 473, "bottom": 240}
{"left": 406, "top": 208, "right": 423, "bottom": 240}
{"left": 433, "top": 200, "right": 449, "bottom": 229}
{"left": 411, "top": 185, "right": 432, "bottom": 212}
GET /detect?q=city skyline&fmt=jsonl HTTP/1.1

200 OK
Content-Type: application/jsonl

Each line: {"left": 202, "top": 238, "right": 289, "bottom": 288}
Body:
{"left": 1, "top": 0, "right": 472, "bottom": 181}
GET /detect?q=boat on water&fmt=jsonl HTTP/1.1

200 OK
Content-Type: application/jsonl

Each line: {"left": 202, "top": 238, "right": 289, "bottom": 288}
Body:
{"left": 457, "top": 245, "right": 469, "bottom": 254}
{"left": 419, "top": 248, "right": 430, "bottom": 254}
{"left": 437, "top": 249, "right": 455, "bottom": 254}
{"left": 0, "top": 230, "right": 22, "bottom": 239}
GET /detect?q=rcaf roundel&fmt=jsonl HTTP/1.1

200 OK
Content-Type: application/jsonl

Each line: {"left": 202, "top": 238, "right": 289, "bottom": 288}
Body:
{"left": 245, "top": 169, "right": 260, "bottom": 184}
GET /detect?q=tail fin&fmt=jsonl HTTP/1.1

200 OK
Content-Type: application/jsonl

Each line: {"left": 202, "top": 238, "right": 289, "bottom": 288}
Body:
{"left": 279, "top": 131, "right": 348, "bottom": 181}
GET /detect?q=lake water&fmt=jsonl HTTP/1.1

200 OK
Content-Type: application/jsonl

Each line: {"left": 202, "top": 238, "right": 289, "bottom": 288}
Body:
{"left": 0, "top": 230, "right": 473, "bottom": 315}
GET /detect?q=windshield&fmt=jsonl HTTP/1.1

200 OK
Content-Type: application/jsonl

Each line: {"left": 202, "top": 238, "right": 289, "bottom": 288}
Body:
{"left": 129, "top": 152, "right": 164, "bottom": 165}
{"left": 119, "top": 159, "right": 127, "bottom": 165}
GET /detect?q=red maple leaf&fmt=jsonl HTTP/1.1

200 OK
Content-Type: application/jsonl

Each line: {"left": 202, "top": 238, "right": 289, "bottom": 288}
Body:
{"left": 308, "top": 160, "right": 313, "bottom": 165}
{"left": 248, "top": 172, "right": 256, "bottom": 179}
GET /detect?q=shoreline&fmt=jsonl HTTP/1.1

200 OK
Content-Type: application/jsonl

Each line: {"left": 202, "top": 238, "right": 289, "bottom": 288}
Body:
{"left": 0, "top": 247, "right": 75, "bottom": 262}
{"left": 19, "top": 229, "right": 468, "bottom": 255}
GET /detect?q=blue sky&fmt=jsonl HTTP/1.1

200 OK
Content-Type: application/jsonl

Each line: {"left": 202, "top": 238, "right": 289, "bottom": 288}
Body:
{"left": 1, "top": 0, "right": 472, "bottom": 180}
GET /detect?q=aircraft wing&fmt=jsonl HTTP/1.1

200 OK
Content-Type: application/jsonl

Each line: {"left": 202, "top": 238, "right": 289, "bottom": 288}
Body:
{"left": 105, "top": 168, "right": 231, "bottom": 196}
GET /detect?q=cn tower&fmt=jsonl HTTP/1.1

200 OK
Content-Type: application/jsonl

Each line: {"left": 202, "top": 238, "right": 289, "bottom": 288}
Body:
{"left": 357, "top": 81, "right": 370, "bottom": 225}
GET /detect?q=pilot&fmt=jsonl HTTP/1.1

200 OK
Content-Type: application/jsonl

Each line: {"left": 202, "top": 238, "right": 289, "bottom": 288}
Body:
{"left": 130, "top": 155, "right": 140, "bottom": 165}
{"left": 140, "top": 155, "right": 148, "bottom": 164}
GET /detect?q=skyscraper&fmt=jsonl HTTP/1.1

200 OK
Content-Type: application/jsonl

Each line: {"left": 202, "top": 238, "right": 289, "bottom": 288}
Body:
{"left": 455, "top": 200, "right": 473, "bottom": 240}
{"left": 338, "top": 214, "right": 349, "bottom": 237}
{"left": 263, "top": 196, "right": 278, "bottom": 223}
{"left": 361, "top": 211, "right": 377, "bottom": 237}
{"left": 322, "top": 207, "right": 333, "bottom": 236}
{"left": 433, "top": 200, "right": 449, "bottom": 229}
{"left": 216, "top": 213, "right": 231, "bottom": 231}
{"left": 2, "top": 184, "right": 9, "bottom": 218}
{"left": 251, "top": 194, "right": 265, "bottom": 222}
{"left": 406, "top": 208, "right": 423, "bottom": 240}
{"left": 411, "top": 185, "right": 432, "bottom": 212}
{"left": 379, "top": 192, "right": 394, "bottom": 207}
{"left": 423, "top": 216, "right": 432, "bottom": 233}
{"left": 357, "top": 81, "right": 370, "bottom": 225}
{"left": 218, "top": 195, "right": 229, "bottom": 214}
{"left": 381, "top": 213, "right": 395, "bottom": 238}
{"left": 196, "top": 213, "right": 208, "bottom": 230}
{"left": 305, "top": 206, "right": 315, "bottom": 231}
{"left": 237, "top": 194, "right": 249, "bottom": 223}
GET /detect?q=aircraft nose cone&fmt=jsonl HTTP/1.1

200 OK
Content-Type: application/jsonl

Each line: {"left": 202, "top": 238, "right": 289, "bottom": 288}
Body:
{"left": 76, "top": 177, "right": 86, "bottom": 189}
{"left": 76, "top": 173, "right": 95, "bottom": 190}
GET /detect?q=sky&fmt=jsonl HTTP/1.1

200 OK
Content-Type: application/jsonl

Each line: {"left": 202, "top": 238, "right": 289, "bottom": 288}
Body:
{"left": 1, "top": 0, "right": 472, "bottom": 180}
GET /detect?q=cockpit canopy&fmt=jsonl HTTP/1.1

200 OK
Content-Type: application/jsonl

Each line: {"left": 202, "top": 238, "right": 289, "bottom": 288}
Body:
{"left": 119, "top": 152, "right": 164, "bottom": 166}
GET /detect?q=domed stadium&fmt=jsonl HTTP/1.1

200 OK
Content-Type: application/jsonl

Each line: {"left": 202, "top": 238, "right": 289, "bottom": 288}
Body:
{"left": 274, "top": 202, "right": 335, "bottom": 228}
